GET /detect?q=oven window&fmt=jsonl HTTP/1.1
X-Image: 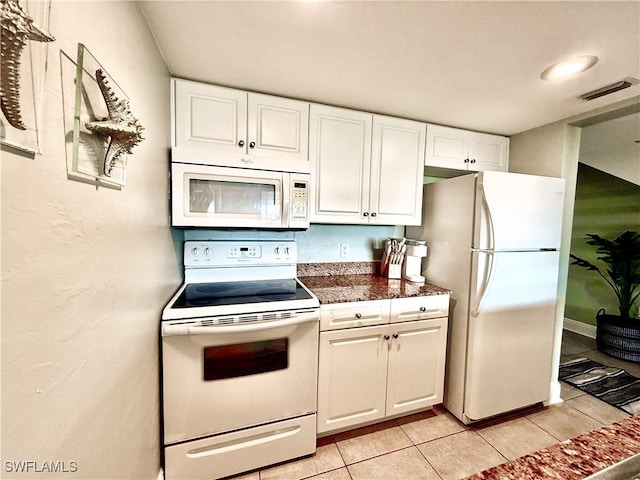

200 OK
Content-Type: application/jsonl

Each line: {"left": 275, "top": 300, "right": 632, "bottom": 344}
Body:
{"left": 203, "top": 338, "right": 289, "bottom": 381}
{"left": 189, "top": 179, "right": 277, "bottom": 218}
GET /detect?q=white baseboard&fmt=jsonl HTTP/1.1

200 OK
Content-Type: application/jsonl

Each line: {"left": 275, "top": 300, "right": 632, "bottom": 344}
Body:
{"left": 546, "top": 380, "right": 563, "bottom": 406}
{"left": 563, "top": 317, "right": 596, "bottom": 339}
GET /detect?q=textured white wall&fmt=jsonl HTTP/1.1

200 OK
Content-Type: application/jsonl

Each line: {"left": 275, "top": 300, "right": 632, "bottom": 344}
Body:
{"left": 508, "top": 122, "right": 567, "bottom": 177}
{"left": 1, "top": 2, "right": 180, "bottom": 479}
{"left": 579, "top": 113, "right": 640, "bottom": 186}
{"left": 508, "top": 121, "right": 581, "bottom": 406}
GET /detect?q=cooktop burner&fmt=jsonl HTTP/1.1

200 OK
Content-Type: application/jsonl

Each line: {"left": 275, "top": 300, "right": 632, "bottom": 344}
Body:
{"left": 172, "top": 279, "right": 314, "bottom": 308}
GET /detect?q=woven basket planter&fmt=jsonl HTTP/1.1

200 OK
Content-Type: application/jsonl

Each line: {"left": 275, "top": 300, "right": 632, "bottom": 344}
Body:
{"left": 596, "top": 309, "right": 640, "bottom": 363}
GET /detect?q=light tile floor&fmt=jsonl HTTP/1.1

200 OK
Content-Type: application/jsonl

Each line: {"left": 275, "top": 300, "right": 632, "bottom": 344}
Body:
{"left": 231, "top": 330, "right": 636, "bottom": 480}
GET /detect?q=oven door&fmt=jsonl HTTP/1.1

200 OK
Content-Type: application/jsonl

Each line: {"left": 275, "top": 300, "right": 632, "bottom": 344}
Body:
{"left": 171, "top": 162, "right": 288, "bottom": 228}
{"left": 161, "top": 311, "right": 319, "bottom": 445}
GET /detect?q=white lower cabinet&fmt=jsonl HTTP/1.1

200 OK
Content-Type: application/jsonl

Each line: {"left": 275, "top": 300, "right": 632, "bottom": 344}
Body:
{"left": 385, "top": 318, "right": 447, "bottom": 417}
{"left": 318, "top": 324, "right": 389, "bottom": 433}
{"left": 317, "top": 295, "right": 449, "bottom": 435}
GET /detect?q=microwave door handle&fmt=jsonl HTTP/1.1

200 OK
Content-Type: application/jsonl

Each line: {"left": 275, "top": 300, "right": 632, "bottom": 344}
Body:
{"left": 161, "top": 311, "right": 319, "bottom": 337}
{"left": 281, "top": 174, "right": 291, "bottom": 227}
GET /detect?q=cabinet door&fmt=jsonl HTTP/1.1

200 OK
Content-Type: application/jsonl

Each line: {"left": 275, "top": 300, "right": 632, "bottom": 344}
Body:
{"left": 386, "top": 318, "right": 448, "bottom": 417}
{"left": 247, "top": 93, "right": 310, "bottom": 173}
{"left": 320, "top": 300, "right": 390, "bottom": 332}
{"left": 309, "top": 105, "right": 372, "bottom": 223}
{"left": 424, "top": 124, "right": 468, "bottom": 170}
{"left": 425, "top": 124, "right": 509, "bottom": 172}
{"left": 172, "top": 79, "right": 247, "bottom": 165}
{"left": 317, "top": 325, "right": 389, "bottom": 434}
{"left": 467, "top": 132, "right": 509, "bottom": 172}
{"left": 370, "top": 116, "right": 426, "bottom": 226}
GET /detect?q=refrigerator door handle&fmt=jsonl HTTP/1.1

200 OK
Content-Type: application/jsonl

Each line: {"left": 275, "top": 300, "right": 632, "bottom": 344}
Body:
{"left": 471, "top": 251, "right": 494, "bottom": 317}
{"left": 478, "top": 184, "right": 495, "bottom": 251}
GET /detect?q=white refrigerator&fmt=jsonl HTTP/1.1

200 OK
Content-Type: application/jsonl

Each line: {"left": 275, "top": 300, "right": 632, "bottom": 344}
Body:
{"left": 407, "top": 171, "right": 565, "bottom": 424}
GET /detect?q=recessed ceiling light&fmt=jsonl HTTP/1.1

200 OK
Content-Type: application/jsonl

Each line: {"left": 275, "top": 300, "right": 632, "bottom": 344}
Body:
{"left": 540, "top": 55, "right": 599, "bottom": 80}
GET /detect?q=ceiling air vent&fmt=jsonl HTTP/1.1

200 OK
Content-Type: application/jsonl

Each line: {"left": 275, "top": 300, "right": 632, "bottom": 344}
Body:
{"left": 578, "top": 77, "right": 639, "bottom": 101}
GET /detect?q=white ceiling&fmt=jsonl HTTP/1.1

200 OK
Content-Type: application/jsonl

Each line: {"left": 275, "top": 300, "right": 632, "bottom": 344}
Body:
{"left": 139, "top": 1, "right": 640, "bottom": 136}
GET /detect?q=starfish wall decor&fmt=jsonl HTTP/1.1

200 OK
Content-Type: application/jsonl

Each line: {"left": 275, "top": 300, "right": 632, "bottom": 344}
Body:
{"left": 0, "top": 0, "right": 55, "bottom": 130}
{"left": 84, "top": 69, "right": 144, "bottom": 177}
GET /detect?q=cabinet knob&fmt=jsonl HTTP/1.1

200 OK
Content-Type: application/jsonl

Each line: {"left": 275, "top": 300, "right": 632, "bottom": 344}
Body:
{"left": 371, "top": 212, "right": 377, "bottom": 217}
{"left": 363, "top": 212, "right": 369, "bottom": 217}
{"left": 384, "top": 335, "right": 390, "bottom": 340}
{"left": 392, "top": 333, "right": 399, "bottom": 339}
{"left": 470, "top": 158, "right": 476, "bottom": 164}
{"left": 464, "top": 158, "right": 470, "bottom": 163}
{"left": 355, "top": 313, "right": 362, "bottom": 319}
{"left": 238, "top": 140, "right": 245, "bottom": 147}
{"left": 249, "top": 141, "right": 256, "bottom": 149}
{"left": 420, "top": 306, "right": 426, "bottom": 312}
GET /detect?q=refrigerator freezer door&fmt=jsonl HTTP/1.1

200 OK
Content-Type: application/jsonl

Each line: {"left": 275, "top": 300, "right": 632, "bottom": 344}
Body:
{"left": 474, "top": 172, "right": 565, "bottom": 251}
{"left": 464, "top": 250, "right": 560, "bottom": 422}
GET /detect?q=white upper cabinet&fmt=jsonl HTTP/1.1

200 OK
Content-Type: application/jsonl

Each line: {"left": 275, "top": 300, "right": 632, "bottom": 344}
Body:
{"left": 370, "top": 116, "right": 426, "bottom": 225}
{"left": 425, "top": 124, "right": 509, "bottom": 172}
{"left": 172, "top": 79, "right": 309, "bottom": 173}
{"left": 309, "top": 105, "right": 372, "bottom": 224}
{"left": 310, "top": 105, "right": 425, "bottom": 225}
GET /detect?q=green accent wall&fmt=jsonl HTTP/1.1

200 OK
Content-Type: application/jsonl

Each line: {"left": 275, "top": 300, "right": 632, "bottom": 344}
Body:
{"left": 565, "top": 163, "right": 640, "bottom": 324}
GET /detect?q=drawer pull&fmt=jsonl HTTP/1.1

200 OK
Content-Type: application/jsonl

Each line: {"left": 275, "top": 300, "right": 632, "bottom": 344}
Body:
{"left": 355, "top": 313, "right": 362, "bottom": 319}
{"left": 420, "top": 307, "right": 426, "bottom": 312}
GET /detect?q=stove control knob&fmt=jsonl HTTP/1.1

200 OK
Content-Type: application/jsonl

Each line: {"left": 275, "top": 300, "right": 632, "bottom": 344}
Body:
{"left": 191, "top": 247, "right": 199, "bottom": 257}
{"left": 203, "top": 247, "right": 210, "bottom": 256}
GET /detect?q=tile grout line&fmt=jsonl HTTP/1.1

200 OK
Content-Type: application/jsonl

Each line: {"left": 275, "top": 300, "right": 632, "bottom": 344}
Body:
{"left": 413, "top": 443, "right": 445, "bottom": 480}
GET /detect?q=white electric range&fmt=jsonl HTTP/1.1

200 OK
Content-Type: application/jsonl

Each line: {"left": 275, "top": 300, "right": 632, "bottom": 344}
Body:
{"left": 161, "top": 240, "right": 319, "bottom": 480}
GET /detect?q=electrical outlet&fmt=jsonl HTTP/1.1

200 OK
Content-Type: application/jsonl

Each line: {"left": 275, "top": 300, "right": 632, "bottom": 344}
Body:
{"left": 340, "top": 243, "right": 349, "bottom": 258}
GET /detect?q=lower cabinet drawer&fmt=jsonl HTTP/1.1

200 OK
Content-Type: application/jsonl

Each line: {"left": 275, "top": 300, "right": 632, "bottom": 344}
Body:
{"left": 390, "top": 294, "right": 449, "bottom": 323}
{"left": 320, "top": 299, "right": 390, "bottom": 331}
{"left": 164, "top": 414, "right": 316, "bottom": 480}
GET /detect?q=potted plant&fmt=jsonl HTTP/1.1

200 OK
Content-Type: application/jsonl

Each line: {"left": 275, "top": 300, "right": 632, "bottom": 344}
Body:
{"left": 570, "top": 230, "right": 640, "bottom": 362}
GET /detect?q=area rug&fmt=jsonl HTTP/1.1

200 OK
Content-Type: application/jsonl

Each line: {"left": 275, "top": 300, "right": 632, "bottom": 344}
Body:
{"left": 559, "top": 357, "right": 640, "bottom": 415}
{"left": 464, "top": 415, "right": 640, "bottom": 480}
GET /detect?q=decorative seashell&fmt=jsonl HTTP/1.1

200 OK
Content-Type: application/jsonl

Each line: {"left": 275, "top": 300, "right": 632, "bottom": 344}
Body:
{"left": 84, "top": 69, "right": 144, "bottom": 176}
{"left": 0, "top": 0, "right": 55, "bottom": 130}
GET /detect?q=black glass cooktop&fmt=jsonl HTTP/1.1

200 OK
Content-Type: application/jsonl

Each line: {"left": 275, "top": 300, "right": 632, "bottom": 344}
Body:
{"left": 173, "top": 279, "right": 313, "bottom": 308}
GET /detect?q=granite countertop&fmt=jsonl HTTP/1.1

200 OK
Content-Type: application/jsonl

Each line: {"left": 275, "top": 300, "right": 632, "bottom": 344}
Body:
{"left": 465, "top": 415, "right": 640, "bottom": 480}
{"left": 297, "top": 261, "right": 450, "bottom": 305}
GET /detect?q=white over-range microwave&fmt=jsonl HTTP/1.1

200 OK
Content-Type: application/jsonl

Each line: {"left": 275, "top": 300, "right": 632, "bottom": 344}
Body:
{"left": 170, "top": 161, "right": 310, "bottom": 229}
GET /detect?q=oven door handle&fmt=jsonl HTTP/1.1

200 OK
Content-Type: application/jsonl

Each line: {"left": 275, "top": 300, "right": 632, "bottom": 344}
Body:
{"left": 161, "top": 311, "right": 319, "bottom": 337}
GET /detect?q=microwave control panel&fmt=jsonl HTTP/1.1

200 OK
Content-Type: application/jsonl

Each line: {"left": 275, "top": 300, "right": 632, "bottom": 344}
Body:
{"left": 291, "top": 180, "right": 308, "bottom": 221}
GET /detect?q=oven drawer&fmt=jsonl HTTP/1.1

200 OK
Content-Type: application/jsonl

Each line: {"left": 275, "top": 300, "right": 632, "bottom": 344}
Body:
{"left": 164, "top": 413, "right": 317, "bottom": 480}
